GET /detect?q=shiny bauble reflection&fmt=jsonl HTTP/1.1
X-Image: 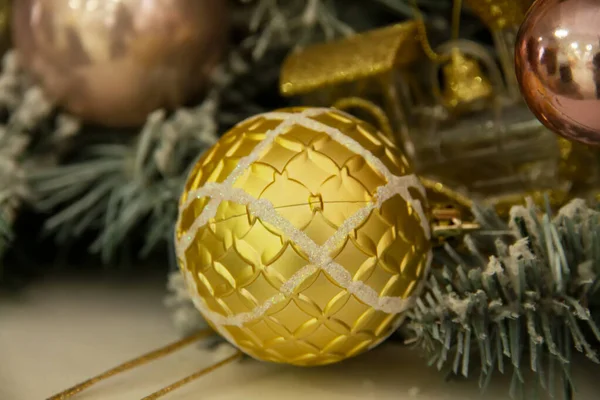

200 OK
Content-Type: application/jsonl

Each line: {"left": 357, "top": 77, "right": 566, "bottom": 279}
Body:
{"left": 515, "top": 0, "right": 600, "bottom": 145}
{"left": 13, "top": 0, "right": 228, "bottom": 127}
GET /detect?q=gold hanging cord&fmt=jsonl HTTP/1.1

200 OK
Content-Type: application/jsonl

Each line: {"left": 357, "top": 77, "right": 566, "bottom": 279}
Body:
{"left": 47, "top": 328, "right": 242, "bottom": 400}
{"left": 142, "top": 352, "right": 243, "bottom": 400}
{"left": 332, "top": 97, "right": 395, "bottom": 140}
{"left": 410, "top": 0, "right": 463, "bottom": 63}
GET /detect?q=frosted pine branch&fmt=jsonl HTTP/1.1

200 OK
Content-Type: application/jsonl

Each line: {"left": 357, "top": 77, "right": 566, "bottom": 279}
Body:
{"left": 407, "top": 199, "right": 600, "bottom": 399}
{"left": 164, "top": 271, "right": 210, "bottom": 336}
{"left": 0, "top": 50, "right": 78, "bottom": 269}
{"left": 25, "top": 20, "right": 270, "bottom": 262}
{"left": 29, "top": 99, "right": 219, "bottom": 262}
{"left": 245, "top": 0, "right": 354, "bottom": 59}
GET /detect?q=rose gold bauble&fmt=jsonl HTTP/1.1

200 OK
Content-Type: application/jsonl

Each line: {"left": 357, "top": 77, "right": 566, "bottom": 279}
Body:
{"left": 516, "top": 0, "right": 600, "bottom": 145}
{"left": 12, "top": 0, "right": 228, "bottom": 127}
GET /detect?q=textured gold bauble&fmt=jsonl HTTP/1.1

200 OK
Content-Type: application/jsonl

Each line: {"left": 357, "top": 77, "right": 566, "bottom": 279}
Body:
{"left": 12, "top": 0, "right": 228, "bottom": 127}
{"left": 175, "top": 107, "right": 431, "bottom": 366}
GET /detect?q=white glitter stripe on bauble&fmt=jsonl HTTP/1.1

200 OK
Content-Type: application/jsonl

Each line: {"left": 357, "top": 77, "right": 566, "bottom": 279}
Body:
{"left": 178, "top": 108, "right": 429, "bottom": 239}
{"left": 178, "top": 109, "right": 325, "bottom": 214}
{"left": 288, "top": 114, "right": 430, "bottom": 239}
{"left": 175, "top": 108, "right": 431, "bottom": 327}
{"left": 176, "top": 177, "right": 425, "bottom": 326}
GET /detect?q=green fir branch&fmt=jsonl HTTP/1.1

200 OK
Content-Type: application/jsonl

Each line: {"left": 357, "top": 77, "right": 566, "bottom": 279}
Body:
{"left": 26, "top": 42, "right": 265, "bottom": 263}
{"left": 164, "top": 270, "right": 210, "bottom": 336}
{"left": 0, "top": 50, "right": 78, "bottom": 274}
{"left": 29, "top": 101, "right": 219, "bottom": 262}
{"left": 407, "top": 199, "right": 600, "bottom": 399}
{"left": 245, "top": 0, "right": 355, "bottom": 59}
{"left": 24, "top": 0, "right": 339, "bottom": 263}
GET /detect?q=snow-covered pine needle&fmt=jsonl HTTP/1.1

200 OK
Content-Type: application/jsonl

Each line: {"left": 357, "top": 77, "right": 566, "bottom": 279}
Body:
{"left": 407, "top": 199, "right": 600, "bottom": 399}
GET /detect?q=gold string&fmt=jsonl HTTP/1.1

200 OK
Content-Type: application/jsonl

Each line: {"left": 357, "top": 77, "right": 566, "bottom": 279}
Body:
{"left": 411, "top": 0, "right": 464, "bottom": 63}
{"left": 47, "top": 328, "right": 215, "bottom": 400}
{"left": 420, "top": 177, "right": 473, "bottom": 210}
{"left": 450, "top": 0, "right": 463, "bottom": 41}
{"left": 141, "top": 351, "right": 244, "bottom": 400}
{"left": 332, "top": 97, "right": 395, "bottom": 141}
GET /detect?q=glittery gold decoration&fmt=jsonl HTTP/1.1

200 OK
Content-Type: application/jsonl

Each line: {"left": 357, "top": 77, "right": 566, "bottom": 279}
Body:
{"left": 280, "top": 22, "right": 421, "bottom": 97}
{"left": 464, "top": 0, "right": 533, "bottom": 31}
{"left": 440, "top": 49, "right": 493, "bottom": 113}
{"left": 279, "top": 22, "right": 422, "bottom": 157}
{"left": 465, "top": 0, "right": 534, "bottom": 98}
{"left": 175, "top": 107, "right": 431, "bottom": 366}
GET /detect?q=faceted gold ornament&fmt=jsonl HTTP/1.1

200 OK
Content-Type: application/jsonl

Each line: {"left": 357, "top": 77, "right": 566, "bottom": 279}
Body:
{"left": 175, "top": 107, "right": 431, "bottom": 366}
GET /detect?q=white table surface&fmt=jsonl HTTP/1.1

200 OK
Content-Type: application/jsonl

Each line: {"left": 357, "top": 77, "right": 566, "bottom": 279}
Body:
{"left": 1, "top": 270, "right": 598, "bottom": 400}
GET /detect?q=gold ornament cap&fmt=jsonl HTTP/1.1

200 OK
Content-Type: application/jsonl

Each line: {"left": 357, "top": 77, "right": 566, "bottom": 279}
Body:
{"left": 175, "top": 107, "right": 432, "bottom": 366}
{"left": 441, "top": 49, "right": 494, "bottom": 113}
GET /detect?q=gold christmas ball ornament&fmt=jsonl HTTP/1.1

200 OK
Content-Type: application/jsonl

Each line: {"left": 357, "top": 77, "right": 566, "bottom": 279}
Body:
{"left": 175, "top": 107, "right": 432, "bottom": 366}
{"left": 12, "top": 0, "right": 228, "bottom": 127}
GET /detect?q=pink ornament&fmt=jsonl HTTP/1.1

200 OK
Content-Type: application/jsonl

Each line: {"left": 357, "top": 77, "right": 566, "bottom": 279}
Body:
{"left": 13, "top": 0, "right": 229, "bottom": 127}
{"left": 516, "top": 0, "right": 600, "bottom": 145}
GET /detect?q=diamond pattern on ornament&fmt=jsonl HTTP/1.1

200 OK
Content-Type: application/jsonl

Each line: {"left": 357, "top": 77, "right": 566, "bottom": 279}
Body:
{"left": 175, "top": 108, "right": 431, "bottom": 333}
